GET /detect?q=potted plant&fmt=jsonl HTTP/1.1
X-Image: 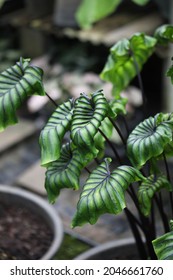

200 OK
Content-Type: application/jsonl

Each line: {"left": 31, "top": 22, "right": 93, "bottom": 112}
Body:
{"left": 1, "top": 24, "right": 173, "bottom": 260}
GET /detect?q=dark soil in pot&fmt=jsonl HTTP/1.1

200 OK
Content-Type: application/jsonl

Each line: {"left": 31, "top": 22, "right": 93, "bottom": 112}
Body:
{"left": 0, "top": 203, "right": 53, "bottom": 260}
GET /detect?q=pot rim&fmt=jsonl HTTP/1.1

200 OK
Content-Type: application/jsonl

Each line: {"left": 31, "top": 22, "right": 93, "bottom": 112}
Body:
{"left": 75, "top": 237, "right": 136, "bottom": 260}
{"left": 0, "top": 184, "right": 64, "bottom": 260}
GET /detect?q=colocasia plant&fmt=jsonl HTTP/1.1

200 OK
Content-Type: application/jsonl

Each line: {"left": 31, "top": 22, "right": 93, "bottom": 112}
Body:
{"left": 1, "top": 24, "right": 173, "bottom": 260}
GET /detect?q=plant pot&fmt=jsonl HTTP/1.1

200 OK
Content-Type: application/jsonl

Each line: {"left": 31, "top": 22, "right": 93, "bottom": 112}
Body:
{"left": 75, "top": 238, "right": 140, "bottom": 260}
{"left": 0, "top": 185, "right": 63, "bottom": 260}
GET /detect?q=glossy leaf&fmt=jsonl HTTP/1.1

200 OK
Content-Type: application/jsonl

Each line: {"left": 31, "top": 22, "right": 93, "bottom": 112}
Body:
{"left": 127, "top": 113, "right": 173, "bottom": 169}
{"left": 152, "top": 221, "right": 173, "bottom": 260}
{"left": 94, "top": 117, "right": 113, "bottom": 158}
{"left": 72, "top": 158, "right": 144, "bottom": 227}
{"left": 39, "top": 99, "right": 74, "bottom": 166}
{"left": 100, "top": 33, "right": 156, "bottom": 96}
{"left": 154, "top": 24, "right": 173, "bottom": 45}
{"left": 75, "top": 0, "right": 122, "bottom": 29}
{"left": 0, "top": 58, "right": 45, "bottom": 131}
{"left": 110, "top": 96, "right": 127, "bottom": 115}
{"left": 45, "top": 142, "right": 84, "bottom": 203}
{"left": 132, "top": 0, "right": 150, "bottom": 5}
{"left": 71, "top": 90, "right": 115, "bottom": 157}
{"left": 138, "top": 175, "right": 172, "bottom": 216}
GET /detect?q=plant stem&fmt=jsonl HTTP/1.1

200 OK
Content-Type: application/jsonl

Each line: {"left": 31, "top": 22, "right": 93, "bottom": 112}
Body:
{"left": 84, "top": 167, "right": 91, "bottom": 174}
{"left": 98, "top": 128, "right": 123, "bottom": 164}
{"left": 154, "top": 195, "right": 169, "bottom": 232}
{"left": 46, "top": 92, "right": 58, "bottom": 107}
{"left": 124, "top": 208, "right": 148, "bottom": 259}
{"left": 132, "top": 54, "right": 146, "bottom": 114}
{"left": 163, "top": 152, "right": 173, "bottom": 217}
{"left": 108, "top": 117, "right": 126, "bottom": 145}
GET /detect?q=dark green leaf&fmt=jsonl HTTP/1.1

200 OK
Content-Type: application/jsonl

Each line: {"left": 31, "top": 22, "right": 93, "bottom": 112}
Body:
{"left": 100, "top": 33, "right": 156, "bottom": 96}
{"left": 132, "top": 0, "right": 150, "bottom": 5}
{"left": 39, "top": 99, "right": 74, "bottom": 166}
{"left": 94, "top": 117, "right": 113, "bottom": 158}
{"left": 0, "top": 58, "right": 45, "bottom": 131}
{"left": 127, "top": 113, "right": 173, "bottom": 168}
{"left": 75, "top": 0, "right": 122, "bottom": 29}
{"left": 45, "top": 142, "right": 84, "bottom": 203}
{"left": 71, "top": 90, "right": 114, "bottom": 157}
{"left": 72, "top": 158, "right": 144, "bottom": 227}
{"left": 138, "top": 175, "right": 172, "bottom": 216}
{"left": 152, "top": 221, "right": 173, "bottom": 260}
{"left": 154, "top": 24, "right": 173, "bottom": 45}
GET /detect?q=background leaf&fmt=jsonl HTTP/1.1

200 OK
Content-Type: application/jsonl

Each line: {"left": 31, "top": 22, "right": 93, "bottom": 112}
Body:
{"left": 0, "top": 58, "right": 45, "bottom": 131}
{"left": 132, "top": 0, "right": 150, "bottom": 5}
{"left": 75, "top": 0, "right": 122, "bottom": 29}
{"left": 138, "top": 175, "right": 172, "bottom": 216}
{"left": 39, "top": 99, "right": 74, "bottom": 166}
{"left": 100, "top": 33, "right": 156, "bottom": 96}
{"left": 72, "top": 158, "right": 144, "bottom": 227}
{"left": 127, "top": 113, "right": 173, "bottom": 168}
{"left": 154, "top": 24, "right": 173, "bottom": 45}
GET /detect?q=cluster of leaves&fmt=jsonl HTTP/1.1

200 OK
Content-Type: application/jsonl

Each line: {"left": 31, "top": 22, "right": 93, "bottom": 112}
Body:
{"left": 76, "top": 0, "right": 150, "bottom": 29}
{"left": 1, "top": 24, "right": 173, "bottom": 259}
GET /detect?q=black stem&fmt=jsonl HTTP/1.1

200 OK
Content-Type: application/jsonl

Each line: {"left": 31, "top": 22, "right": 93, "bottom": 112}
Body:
{"left": 154, "top": 195, "right": 169, "bottom": 232}
{"left": 124, "top": 208, "right": 148, "bottom": 260}
{"left": 84, "top": 167, "right": 91, "bottom": 174}
{"left": 108, "top": 117, "right": 126, "bottom": 145}
{"left": 163, "top": 152, "right": 173, "bottom": 217}
{"left": 132, "top": 54, "right": 146, "bottom": 114}
{"left": 98, "top": 128, "right": 123, "bottom": 164}
{"left": 46, "top": 92, "right": 58, "bottom": 107}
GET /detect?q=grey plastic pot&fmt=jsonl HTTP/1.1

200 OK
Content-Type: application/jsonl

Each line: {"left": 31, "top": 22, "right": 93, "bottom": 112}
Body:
{"left": 0, "top": 184, "right": 63, "bottom": 260}
{"left": 75, "top": 238, "right": 140, "bottom": 260}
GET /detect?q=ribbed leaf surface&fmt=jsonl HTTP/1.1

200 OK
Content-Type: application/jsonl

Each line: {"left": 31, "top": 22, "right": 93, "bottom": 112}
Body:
{"left": 94, "top": 117, "right": 113, "bottom": 158}
{"left": 152, "top": 224, "right": 173, "bottom": 260}
{"left": 154, "top": 24, "right": 173, "bottom": 45}
{"left": 138, "top": 175, "right": 172, "bottom": 216}
{"left": 72, "top": 158, "right": 144, "bottom": 227}
{"left": 127, "top": 113, "right": 173, "bottom": 168}
{"left": 39, "top": 99, "right": 74, "bottom": 166}
{"left": 0, "top": 58, "right": 45, "bottom": 131}
{"left": 45, "top": 143, "right": 84, "bottom": 203}
{"left": 71, "top": 90, "right": 114, "bottom": 156}
{"left": 100, "top": 33, "right": 156, "bottom": 96}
